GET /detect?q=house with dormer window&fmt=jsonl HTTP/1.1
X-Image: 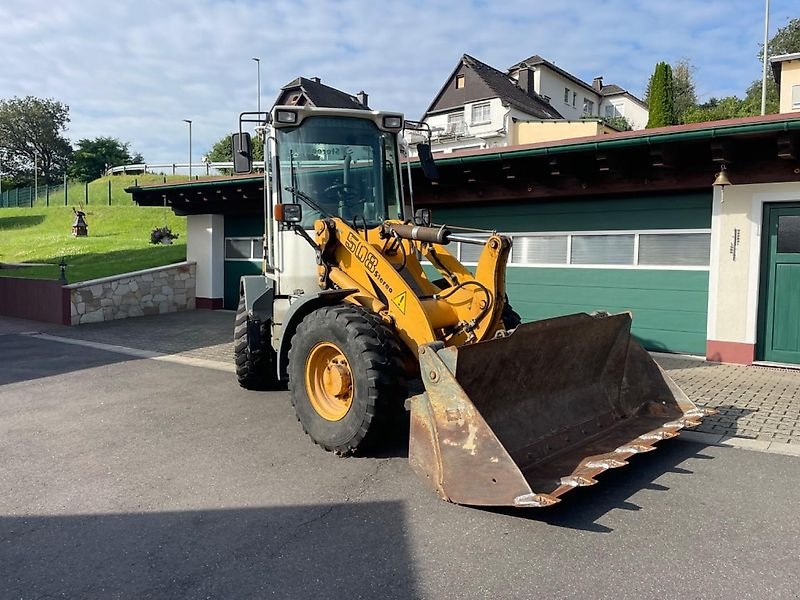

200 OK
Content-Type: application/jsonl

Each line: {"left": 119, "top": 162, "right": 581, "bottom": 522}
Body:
{"left": 413, "top": 53, "right": 648, "bottom": 154}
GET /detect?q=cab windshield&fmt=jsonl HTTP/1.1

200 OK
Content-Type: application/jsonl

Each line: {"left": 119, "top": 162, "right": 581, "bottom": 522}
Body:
{"left": 276, "top": 116, "right": 402, "bottom": 228}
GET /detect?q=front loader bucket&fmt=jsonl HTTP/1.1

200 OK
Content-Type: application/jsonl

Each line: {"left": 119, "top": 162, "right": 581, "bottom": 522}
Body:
{"left": 407, "top": 312, "right": 715, "bottom": 508}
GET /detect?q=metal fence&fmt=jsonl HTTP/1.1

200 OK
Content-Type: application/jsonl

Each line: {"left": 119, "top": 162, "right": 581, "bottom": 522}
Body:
{"left": 0, "top": 179, "right": 141, "bottom": 208}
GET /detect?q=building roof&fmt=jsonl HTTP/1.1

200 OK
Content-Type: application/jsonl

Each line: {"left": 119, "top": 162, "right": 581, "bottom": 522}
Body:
{"left": 509, "top": 54, "right": 598, "bottom": 95}
{"left": 425, "top": 54, "right": 562, "bottom": 119}
{"left": 769, "top": 52, "right": 800, "bottom": 86}
{"left": 510, "top": 54, "right": 646, "bottom": 106}
{"left": 128, "top": 112, "right": 800, "bottom": 214}
{"left": 598, "top": 83, "right": 625, "bottom": 96}
{"left": 416, "top": 111, "right": 800, "bottom": 165}
{"left": 276, "top": 77, "right": 368, "bottom": 110}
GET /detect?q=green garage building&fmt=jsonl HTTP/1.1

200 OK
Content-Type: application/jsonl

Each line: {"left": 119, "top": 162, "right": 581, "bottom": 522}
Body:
{"left": 130, "top": 112, "right": 800, "bottom": 365}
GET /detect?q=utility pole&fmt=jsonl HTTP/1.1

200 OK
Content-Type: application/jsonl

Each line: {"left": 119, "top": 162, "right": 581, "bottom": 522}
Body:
{"left": 761, "top": 0, "right": 770, "bottom": 116}
{"left": 34, "top": 149, "right": 38, "bottom": 205}
{"left": 183, "top": 119, "right": 192, "bottom": 180}
{"left": 252, "top": 57, "right": 261, "bottom": 116}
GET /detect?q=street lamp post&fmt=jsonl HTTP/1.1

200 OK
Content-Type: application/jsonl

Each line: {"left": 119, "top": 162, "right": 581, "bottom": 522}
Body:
{"left": 252, "top": 57, "right": 261, "bottom": 115}
{"left": 761, "top": 0, "right": 770, "bottom": 116}
{"left": 183, "top": 119, "right": 192, "bottom": 180}
{"left": 34, "top": 149, "right": 38, "bottom": 206}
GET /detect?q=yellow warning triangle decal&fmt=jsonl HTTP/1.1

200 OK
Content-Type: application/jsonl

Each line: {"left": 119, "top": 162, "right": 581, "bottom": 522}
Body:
{"left": 392, "top": 291, "right": 407, "bottom": 314}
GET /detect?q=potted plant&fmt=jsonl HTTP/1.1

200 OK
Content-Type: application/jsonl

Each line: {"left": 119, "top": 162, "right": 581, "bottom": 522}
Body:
{"left": 150, "top": 226, "right": 179, "bottom": 245}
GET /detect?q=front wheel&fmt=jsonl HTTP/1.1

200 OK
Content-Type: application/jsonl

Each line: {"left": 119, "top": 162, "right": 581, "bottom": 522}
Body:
{"left": 288, "top": 305, "right": 407, "bottom": 454}
{"left": 234, "top": 293, "right": 279, "bottom": 390}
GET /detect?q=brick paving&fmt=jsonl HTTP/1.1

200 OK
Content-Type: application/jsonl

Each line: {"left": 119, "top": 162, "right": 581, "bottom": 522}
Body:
{"left": 10, "top": 310, "right": 800, "bottom": 446}
{"left": 657, "top": 355, "right": 800, "bottom": 445}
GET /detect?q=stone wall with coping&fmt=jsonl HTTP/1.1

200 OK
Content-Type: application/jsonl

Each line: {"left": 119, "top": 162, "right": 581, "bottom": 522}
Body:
{"left": 67, "top": 262, "right": 196, "bottom": 325}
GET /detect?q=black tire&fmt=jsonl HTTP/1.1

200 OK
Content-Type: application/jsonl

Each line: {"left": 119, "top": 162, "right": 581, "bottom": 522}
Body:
{"left": 234, "top": 293, "right": 279, "bottom": 390}
{"left": 502, "top": 296, "right": 522, "bottom": 330}
{"left": 288, "top": 305, "right": 407, "bottom": 455}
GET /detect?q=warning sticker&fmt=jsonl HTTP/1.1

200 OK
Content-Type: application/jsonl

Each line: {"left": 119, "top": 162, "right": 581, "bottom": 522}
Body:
{"left": 392, "top": 291, "right": 407, "bottom": 314}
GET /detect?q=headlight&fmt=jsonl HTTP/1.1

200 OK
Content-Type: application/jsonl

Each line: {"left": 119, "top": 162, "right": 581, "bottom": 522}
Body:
{"left": 275, "top": 110, "right": 298, "bottom": 124}
{"left": 383, "top": 115, "right": 403, "bottom": 129}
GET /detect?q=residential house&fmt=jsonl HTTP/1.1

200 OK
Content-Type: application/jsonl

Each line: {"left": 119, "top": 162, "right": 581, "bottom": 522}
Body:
{"left": 770, "top": 52, "right": 800, "bottom": 114}
{"left": 413, "top": 53, "right": 648, "bottom": 154}
{"left": 508, "top": 54, "right": 649, "bottom": 129}
{"left": 274, "top": 76, "right": 370, "bottom": 109}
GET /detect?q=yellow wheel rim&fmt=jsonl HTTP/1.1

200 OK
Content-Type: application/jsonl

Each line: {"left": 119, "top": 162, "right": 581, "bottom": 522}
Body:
{"left": 305, "top": 342, "right": 354, "bottom": 421}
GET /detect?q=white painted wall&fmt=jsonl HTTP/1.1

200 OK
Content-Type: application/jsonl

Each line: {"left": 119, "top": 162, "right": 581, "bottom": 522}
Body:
{"left": 425, "top": 98, "right": 510, "bottom": 153}
{"left": 533, "top": 68, "right": 600, "bottom": 120}
{"left": 187, "top": 213, "right": 225, "bottom": 301}
{"left": 599, "top": 95, "right": 649, "bottom": 130}
{"left": 705, "top": 181, "right": 800, "bottom": 360}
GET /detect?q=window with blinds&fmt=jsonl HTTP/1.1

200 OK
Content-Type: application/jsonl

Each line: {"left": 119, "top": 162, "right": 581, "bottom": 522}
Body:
{"left": 452, "top": 230, "right": 710, "bottom": 269}
{"left": 511, "top": 235, "right": 568, "bottom": 264}
{"left": 571, "top": 234, "right": 635, "bottom": 265}
{"left": 638, "top": 233, "right": 711, "bottom": 266}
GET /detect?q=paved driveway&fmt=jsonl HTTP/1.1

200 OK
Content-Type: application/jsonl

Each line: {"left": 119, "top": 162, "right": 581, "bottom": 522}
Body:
{"left": 19, "top": 309, "right": 800, "bottom": 446}
{"left": 1, "top": 332, "right": 799, "bottom": 599}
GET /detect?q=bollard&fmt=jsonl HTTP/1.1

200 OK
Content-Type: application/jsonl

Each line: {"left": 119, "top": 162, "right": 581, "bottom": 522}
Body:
{"left": 108, "top": 180, "right": 111, "bottom": 205}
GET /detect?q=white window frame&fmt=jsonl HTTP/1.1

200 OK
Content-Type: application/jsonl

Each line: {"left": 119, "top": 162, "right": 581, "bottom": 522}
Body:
{"left": 224, "top": 237, "right": 263, "bottom": 261}
{"left": 792, "top": 84, "right": 800, "bottom": 109}
{"left": 471, "top": 102, "right": 491, "bottom": 125}
{"left": 583, "top": 98, "right": 594, "bottom": 115}
{"left": 564, "top": 87, "right": 570, "bottom": 104}
{"left": 452, "top": 229, "right": 711, "bottom": 271}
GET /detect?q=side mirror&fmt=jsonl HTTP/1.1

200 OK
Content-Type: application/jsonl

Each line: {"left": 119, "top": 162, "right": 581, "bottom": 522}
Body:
{"left": 232, "top": 132, "right": 253, "bottom": 174}
{"left": 416, "top": 143, "right": 438, "bottom": 181}
{"left": 414, "top": 208, "right": 432, "bottom": 227}
{"left": 275, "top": 203, "right": 303, "bottom": 223}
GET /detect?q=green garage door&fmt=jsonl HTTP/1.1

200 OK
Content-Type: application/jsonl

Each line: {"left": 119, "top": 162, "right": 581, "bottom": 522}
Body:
{"left": 431, "top": 193, "right": 711, "bottom": 355}
{"left": 224, "top": 215, "right": 264, "bottom": 310}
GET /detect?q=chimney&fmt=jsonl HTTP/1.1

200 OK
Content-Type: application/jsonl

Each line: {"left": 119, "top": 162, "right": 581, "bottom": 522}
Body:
{"left": 592, "top": 76, "right": 603, "bottom": 91}
{"left": 310, "top": 76, "right": 321, "bottom": 83}
{"left": 357, "top": 90, "right": 369, "bottom": 108}
{"left": 517, "top": 67, "right": 535, "bottom": 96}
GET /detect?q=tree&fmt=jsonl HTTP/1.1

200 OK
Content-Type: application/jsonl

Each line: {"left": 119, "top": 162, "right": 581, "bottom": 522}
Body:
{"left": 645, "top": 62, "right": 677, "bottom": 128}
{"left": 747, "top": 17, "right": 800, "bottom": 115}
{"left": 672, "top": 59, "right": 698, "bottom": 123}
{"left": 68, "top": 137, "right": 144, "bottom": 182}
{"left": 682, "top": 96, "right": 750, "bottom": 124}
{"left": 644, "top": 58, "right": 697, "bottom": 123}
{"left": 601, "top": 115, "right": 633, "bottom": 131}
{"left": 206, "top": 133, "right": 264, "bottom": 173}
{"left": 0, "top": 96, "right": 72, "bottom": 185}
{"left": 761, "top": 17, "right": 800, "bottom": 58}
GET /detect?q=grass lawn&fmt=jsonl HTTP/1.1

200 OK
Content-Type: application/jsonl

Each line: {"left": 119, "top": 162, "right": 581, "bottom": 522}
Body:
{"left": 0, "top": 205, "right": 187, "bottom": 283}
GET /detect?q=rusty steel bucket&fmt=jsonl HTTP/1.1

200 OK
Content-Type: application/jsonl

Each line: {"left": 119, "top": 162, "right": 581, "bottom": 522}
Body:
{"left": 406, "top": 312, "right": 715, "bottom": 508}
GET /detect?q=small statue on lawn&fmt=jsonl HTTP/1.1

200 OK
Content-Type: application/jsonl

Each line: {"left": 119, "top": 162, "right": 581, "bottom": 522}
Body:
{"left": 72, "top": 206, "right": 88, "bottom": 237}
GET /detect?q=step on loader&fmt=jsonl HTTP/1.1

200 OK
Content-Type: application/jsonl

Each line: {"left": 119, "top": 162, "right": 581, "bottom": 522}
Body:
{"left": 231, "top": 104, "right": 714, "bottom": 508}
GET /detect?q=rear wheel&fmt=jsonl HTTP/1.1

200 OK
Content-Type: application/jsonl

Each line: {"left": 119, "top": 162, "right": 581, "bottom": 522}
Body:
{"left": 288, "top": 305, "right": 407, "bottom": 454}
{"left": 234, "top": 293, "right": 279, "bottom": 390}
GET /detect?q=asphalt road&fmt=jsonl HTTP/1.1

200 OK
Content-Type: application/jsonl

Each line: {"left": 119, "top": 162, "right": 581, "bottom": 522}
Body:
{"left": 2, "top": 333, "right": 799, "bottom": 599}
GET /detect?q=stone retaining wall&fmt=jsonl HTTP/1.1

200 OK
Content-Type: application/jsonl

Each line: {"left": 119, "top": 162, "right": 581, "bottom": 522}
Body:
{"left": 67, "top": 262, "right": 196, "bottom": 325}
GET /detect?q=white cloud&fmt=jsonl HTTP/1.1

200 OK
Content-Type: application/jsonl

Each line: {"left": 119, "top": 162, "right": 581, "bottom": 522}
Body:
{"left": 0, "top": 0, "right": 795, "bottom": 164}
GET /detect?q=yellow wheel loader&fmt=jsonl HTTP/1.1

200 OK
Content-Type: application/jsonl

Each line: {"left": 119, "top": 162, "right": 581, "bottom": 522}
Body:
{"left": 233, "top": 104, "right": 714, "bottom": 508}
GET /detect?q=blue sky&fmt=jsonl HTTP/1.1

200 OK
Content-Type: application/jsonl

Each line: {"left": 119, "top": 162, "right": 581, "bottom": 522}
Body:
{"left": 0, "top": 0, "right": 796, "bottom": 165}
